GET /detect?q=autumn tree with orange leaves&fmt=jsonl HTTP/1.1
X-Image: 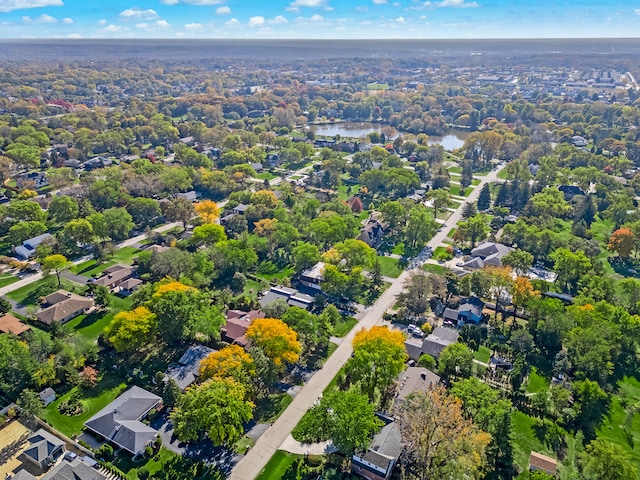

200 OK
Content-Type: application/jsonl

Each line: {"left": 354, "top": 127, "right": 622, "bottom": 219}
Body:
{"left": 246, "top": 318, "right": 301, "bottom": 370}
{"left": 396, "top": 386, "right": 490, "bottom": 480}
{"left": 608, "top": 227, "right": 635, "bottom": 258}
{"left": 511, "top": 276, "right": 540, "bottom": 322}
{"left": 195, "top": 200, "right": 220, "bottom": 224}
{"left": 346, "top": 326, "right": 407, "bottom": 403}
{"left": 199, "top": 345, "right": 256, "bottom": 385}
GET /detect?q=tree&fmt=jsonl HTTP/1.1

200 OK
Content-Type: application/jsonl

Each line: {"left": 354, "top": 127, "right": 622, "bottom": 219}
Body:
{"left": 404, "top": 205, "right": 438, "bottom": 255}
{"left": 427, "top": 189, "right": 451, "bottom": 219}
{"left": 461, "top": 202, "right": 477, "bottom": 219}
{"left": 199, "top": 345, "right": 255, "bottom": 385}
{"left": 0, "top": 335, "right": 35, "bottom": 399}
{"left": 164, "top": 197, "right": 195, "bottom": 230}
{"left": 512, "top": 276, "right": 539, "bottom": 320}
{"left": 580, "top": 438, "right": 639, "bottom": 480}
{"left": 483, "top": 266, "right": 515, "bottom": 322}
{"left": 102, "top": 207, "right": 135, "bottom": 241}
{"left": 529, "top": 187, "right": 571, "bottom": 221}
{"left": 251, "top": 189, "right": 278, "bottom": 208}
{"left": 126, "top": 197, "right": 161, "bottom": 227}
{"left": 93, "top": 284, "right": 111, "bottom": 310}
{"left": 573, "top": 379, "right": 608, "bottom": 436}
{"left": 451, "top": 377, "right": 513, "bottom": 471}
{"left": 396, "top": 387, "right": 490, "bottom": 480}
{"left": 502, "top": 249, "right": 534, "bottom": 276}
{"left": 8, "top": 200, "right": 46, "bottom": 223}
{"left": 345, "top": 326, "right": 407, "bottom": 402}
{"left": 417, "top": 354, "right": 436, "bottom": 369}
{"left": 608, "top": 228, "right": 635, "bottom": 258}
{"left": 0, "top": 298, "right": 11, "bottom": 315}
{"left": 149, "top": 285, "right": 224, "bottom": 343}
{"left": 245, "top": 318, "right": 301, "bottom": 370}
{"left": 477, "top": 183, "right": 491, "bottom": 211}
{"left": 104, "top": 306, "right": 157, "bottom": 352}
{"left": 171, "top": 378, "right": 254, "bottom": 445}
{"left": 8, "top": 221, "right": 46, "bottom": 245}
{"left": 458, "top": 214, "right": 489, "bottom": 248}
{"left": 551, "top": 248, "right": 592, "bottom": 294}
{"left": 48, "top": 195, "right": 79, "bottom": 223}
{"left": 42, "top": 254, "right": 70, "bottom": 287}
{"left": 397, "top": 272, "right": 445, "bottom": 319}
{"left": 195, "top": 200, "right": 220, "bottom": 224}
{"left": 292, "top": 242, "right": 320, "bottom": 271}
{"left": 191, "top": 223, "right": 226, "bottom": 246}
{"left": 438, "top": 343, "right": 474, "bottom": 379}
{"left": 17, "top": 389, "right": 43, "bottom": 419}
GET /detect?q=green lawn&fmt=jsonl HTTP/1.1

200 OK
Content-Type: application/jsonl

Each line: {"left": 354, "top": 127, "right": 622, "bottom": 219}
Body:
{"left": 256, "top": 451, "right": 303, "bottom": 480}
{"left": 253, "top": 392, "right": 294, "bottom": 424}
{"left": 391, "top": 243, "right": 405, "bottom": 256}
{"left": 255, "top": 171, "right": 278, "bottom": 181}
{"left": 332, "top": 317, "right": 358, "bottom": 337}
{"left": 473, "top": 345, "right": 491, "bottom": 363}
{"left": 471, "top": 179, "right": 481, "bottom": 186}
{"left": 449, "top": 185, "right": 473, "bottom": 197}
{"left": 66, "top": 296, "right": 132, "bottom": 342}
{"left": 113, "top": 447, "right": 220, "bottom": 480}
{"left": 510, "top": 411, "right": 558, "bottom": 478}
{"left": 255, "top": 261, "right": 295, "bottom": 282}
{"left": 0, "top": 274, "right": 19, "bottom": 288}
{"left": 423, "top": 263, "right": 446, "bottom": 275}
{"left": 432, "top": 246, "right": 453, "bottom": 262}
{"left": 7, "top": 277, "right": 86, "bottom": 305}
{"left": 497, "top": 168, "right": 509, "bottom": 180}
{"left": 243, "top": 279, "right": 263, "bottom": 299}
{"left": 377, "top": 256, "right": 403, "bottom": 278}
{"left": 71, "top": 247, "right": 141, "bottom": 278}
{"left": 40, "top": 373, "right": 127, "bottom": 437}
{"left": 447, "top": 228, "right": 457, "bottom": 238}
{"left": 597, "top": 376, "right": 640, "bottom": 468}
{"left": 525, "top": 367, "right": 550, "bottom": 394}
{"left": 448, "top": 166, "right": 462, "bottom": 174}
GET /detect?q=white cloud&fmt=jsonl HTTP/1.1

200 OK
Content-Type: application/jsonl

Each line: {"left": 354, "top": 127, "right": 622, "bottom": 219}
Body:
{"left": 372, "top": 0, "right": 387, "bottom": 4}
{"left": 248, "top": 15, "right": 265, "bottom": 27}
{"left": 185, "top": 22, "right": 202, "bottom": 29}
{"left": 67, "top": 33, "right": 82, "bottom": 38}
{"left": 225, "top": 17, "right": 239, "bottom": 26}
{"left": 437, "top": 0, "right": 478, "bottom": 8}
{"left": 97, "top": 19, "right": 106, "bottom": 25}
{"left": 135, "top": 22, "right": 148, "bottom": 29}
{"left": 394, "top": 16, "right": 405, "bottom": 23}
{"left": 156, "top": 19, "right": 169, "bottom": 28}
{"left": 104, "top": 24, "right": 121, "bottom": 32}
{"left": 309, "top": 14, "right": 324, "bottom": 21}
{"left": 269, "top": 15, "right": 288, "bottom": 24}
{"left": 22, "top": 13, "right": 57, "bottom": 23}
{"left": 216, "top": 6, "right": 230, "bottom": 14}
{"left": 119, "top": 8, "right": 159, "bottom": 19}
{"left": 0, "top": 0, "right": 63, "bottom": 13}
{"left": 62, "top": 17, "right": 73, "bottom": 24}
{"left": 287, "top": 0, "right": 330, "bottom": 12}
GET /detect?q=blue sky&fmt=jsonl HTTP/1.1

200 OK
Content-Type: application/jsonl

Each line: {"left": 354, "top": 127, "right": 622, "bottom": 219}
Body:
{"left": 0, "top": 0, "right": 638, "bottom": 39}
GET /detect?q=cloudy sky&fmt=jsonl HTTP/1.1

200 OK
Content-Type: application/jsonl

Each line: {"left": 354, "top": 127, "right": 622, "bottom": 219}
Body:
{"left": 0, "top": 0, "right": 638, "bottom": 39}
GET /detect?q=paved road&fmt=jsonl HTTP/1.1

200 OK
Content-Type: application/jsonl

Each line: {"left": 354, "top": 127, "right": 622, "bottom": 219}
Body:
{"left": 0, "top": 222, "right": 181, "bottom": 299}
{"left": 229, "top": 164, "right": 506, "bottom": 480}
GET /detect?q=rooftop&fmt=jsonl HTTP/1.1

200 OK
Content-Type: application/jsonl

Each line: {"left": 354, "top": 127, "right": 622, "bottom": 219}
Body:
{"left": 0, "top": 314, "right": 31, "bottom": 335}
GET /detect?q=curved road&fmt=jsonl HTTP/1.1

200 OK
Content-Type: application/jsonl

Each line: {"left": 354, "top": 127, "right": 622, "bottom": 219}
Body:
{"left": 229, "top": 163, "right": 506, "bottom": 480}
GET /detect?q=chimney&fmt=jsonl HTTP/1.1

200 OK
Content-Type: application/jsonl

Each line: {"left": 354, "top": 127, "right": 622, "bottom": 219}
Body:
{"left": 420, "top": 372, "right": 427, "bottom": 380}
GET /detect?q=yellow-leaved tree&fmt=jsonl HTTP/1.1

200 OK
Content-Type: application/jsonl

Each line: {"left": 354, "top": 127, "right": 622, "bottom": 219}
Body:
{"left": 195, "top": 200, "right": 220, "bottom": 224}
{"left": 104, "top": 306, "right": 157, "bottom": 352}
{"left": 246, "top": 318, "right": 301, "bottom": 369}
{"left": 153, "top": 280, "right": 196, "bottom": 297}
{"left": 346, "top": 326, "right": 407, "bottom": 402}
{"left": 199, "top": 345, "right": 256, "bottom": 384}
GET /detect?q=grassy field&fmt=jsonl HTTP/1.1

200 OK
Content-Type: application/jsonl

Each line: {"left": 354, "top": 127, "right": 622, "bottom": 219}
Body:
{"left": 597, "top": 376, "right": 640, "bottom": 468}
{"left": 510, "top": 411, "right": 558, "bottom": 478}
{"left": 255, "top": 451, "right": 303, "bottom": 480}
{"left": 525, "top": 367, "right": 550, "bottom": 394}
{"left": 497, "top": 168, "right": 510, "bottom": 180}
{"left": 0, "top": 274, "right": 19, "bottom": 288}
{"left": 255, "top": 262, "right": 295, "bottom": 282}
{"left": 432, "top": 246, "right": 453, "bottom": 262}
{"left": 66, "top": 296, "right": 132, "bottom": 342}
{"left": 449, "top": 185, "right": 474, "bottom": 197}
{"left": 7, "top": 277, "right": 86, "bottom": 305}
{"left": 254, "top": 171, "right": 278, "bottom": 181}
{"left": 243, "top": 279, "right": 263, "bottom": 299}
{"left": 40, "top": 373, "right": 127, "bottom": 437}
{"left": 71, "top": 247, "right": 141, "bottom": 278}
{"left": 391, "top": 243, "right": 405, "bottom": 256}
{"left": 332, "top": 317, "right": 358, "bottom": 337}
{"left": 377, "top": 255, "right": 403, "bottom": 278}
{"left": 448, "top": 166, "right": 462, "bottom": 174}
{"left": 473, "top": 345, "right": 491, "bottom": 363}
{"left": 253, "top": 393, "right": 294, "bottom": 424}
{"left": 423, "top": 263, "right": 446, "bottom": 275}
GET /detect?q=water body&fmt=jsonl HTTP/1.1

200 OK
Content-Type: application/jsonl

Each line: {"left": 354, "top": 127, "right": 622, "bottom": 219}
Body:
{"left": 309, "top": 122, "right": 468, "bottom": 150}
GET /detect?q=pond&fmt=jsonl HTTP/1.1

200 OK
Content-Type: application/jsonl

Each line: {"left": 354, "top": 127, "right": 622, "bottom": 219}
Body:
{"left": 308, "top": 121, "right": 468, "bottom": 150}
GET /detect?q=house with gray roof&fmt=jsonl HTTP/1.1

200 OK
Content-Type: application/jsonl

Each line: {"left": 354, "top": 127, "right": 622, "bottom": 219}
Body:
{"left": 14, "top": 233, "right": 54, "bottom": 260}
{"left": 406, "top": 327, "right": 459, "bottom": 361}
{"left": 22, "top": 429, "right": 65, "bottom": 469}
{"left": 165, "top": 344, "right": 215, "bottom": 390}
{"left": 12, "top": 454, "right": 106, "bottom": 480}
{"left": 460, "top": 241, "right": 513, "bottom": 270}
{"left": 395, "top": 367, "right": 440, "bottom": 405}
{"left": 84, "top": 386, "right": 161, "bottom": 456}
{"left": 351, "top": 413, "right": 402, "bottom": 480}
{"left": 259, "top": 285, "right": 314, "bottom": 310}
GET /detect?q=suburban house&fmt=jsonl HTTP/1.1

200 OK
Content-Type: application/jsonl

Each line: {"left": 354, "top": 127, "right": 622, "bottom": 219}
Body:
{"left": 299, "top": 262, "right": 325, "bottom": 291}
{"left": 558, "top": 185, "right": 585, "bottom": 201}
{"left": 351, "top": 413, "right": 402, "bottom": 480}
{"left": 16, "top": 171, "right": 48, "bottom": 190}
{"left": 357, "top": 213, "right": 386, "bottom": 248}
{"left": 176, "top": 190, "right": 201, "bottom": 202}
{"left": 233, "top": 203, "right": 249, "bottom": 215}
{"left": 259, "top": 286, "right": 315, "bottom": 310}
{"left": 460, "top": 241, "right": 512, "bottom": 270}
{"left": 395, "top": 367, "right": 440, "bottom": 405}
{"left": 529, "top": 451, "right": 557, "bottom": 477}
{"left": 36, "top": 290, "right": 94, "bottom": 325}
{"left": 84, "top": 386, "right": 161, "bottom": 456}
{"left": 13, "top": 452, "right": 106, "bottom": 480}
{"left": 542, "top": 291, "right": 574, "bottom": 304}
{"left": 39, "top": 387, "right": 57, "bottom": 406}
{"left": 443, "top": 297, "right": 485, "bottom": 326}
{"left": 82, "top": 156, "right": 113, "bottom": 171}
{"left": 22, "top": 429, "right": 65, "bottom": 469}
{"left": 570, "top": 135, "right": 588, "bottom": 147}
{"left": 266, "top": 154, "right": 281, "bottom": 167}
{"left": 0, "top": 313, "right": 31, "bottom": 335}
{"left": 222, "top": 309, "right": 265, "bottom": 347}
{"left": 165, "top": 344, "right": 216, "bottom": 390}
{"left": 92, "top": 264, "right": 137, "bottom": 292}
{"left": 14, "top": 233, "right": 54, "bottom": 260}
{"left": 406, "top": 327, "right": 460, "bottom": 361}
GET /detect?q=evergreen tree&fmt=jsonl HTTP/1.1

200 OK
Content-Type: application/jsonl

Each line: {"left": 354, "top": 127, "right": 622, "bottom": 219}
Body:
{"left": 477, "top": 183, "right": 491, "bottom": 211}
